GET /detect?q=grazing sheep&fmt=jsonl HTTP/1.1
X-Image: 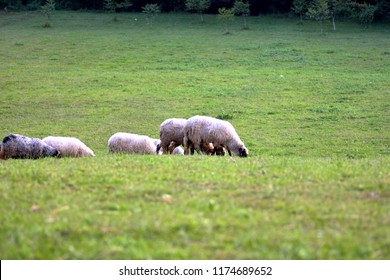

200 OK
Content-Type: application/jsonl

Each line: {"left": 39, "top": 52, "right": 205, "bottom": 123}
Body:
{"left": 108, "top": 132, "right": 160, "bottom": 155}
{"left": 159, "top": 118, "right": 187, "bottom": 154}
{"left": 159, "top": 118, "right": 223, "bottom": 156}
{"left": 183, "top": 115, "right": 248, "bottom": 157}
{"left": 42, "top": 136, "right": 95, "bottom": 157}
{"left": 0, "top": 134, "right": 60, "bottom": 160}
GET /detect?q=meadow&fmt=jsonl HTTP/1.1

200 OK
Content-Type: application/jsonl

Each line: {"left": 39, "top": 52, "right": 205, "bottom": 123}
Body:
{"left": 0, "top": 11, "right": 389, "bottom": 259}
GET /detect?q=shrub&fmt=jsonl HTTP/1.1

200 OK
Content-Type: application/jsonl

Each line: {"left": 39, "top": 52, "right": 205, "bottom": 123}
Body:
{"left": 41, "top": 0, "right": 55, "bottom": 27}
{"left": 218, "top": 7, "right": 234, "bottom": 35}
{"left": 142, "top": 3, "right": 161, "bottom": 26}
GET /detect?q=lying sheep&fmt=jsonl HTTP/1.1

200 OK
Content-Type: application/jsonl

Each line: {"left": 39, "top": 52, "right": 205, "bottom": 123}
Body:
{"left": 108, "top": 132, "right": 160, "bottom": 155}
{"left": 42, "top": 136, "right": 95, "bottom": 157}
{"left": 0, "top": 134, "right": 60, "bottom": 160}
{"left": 159, "top": 118, "right": 187, "bottom": 154}
{"left": 183, "top": 115, "right": 248, "bottom": 157}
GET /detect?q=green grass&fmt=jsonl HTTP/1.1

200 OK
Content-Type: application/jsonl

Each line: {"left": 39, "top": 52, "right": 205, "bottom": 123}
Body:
{"left": 0, "top": 11, "right": 389, "bottom": 259}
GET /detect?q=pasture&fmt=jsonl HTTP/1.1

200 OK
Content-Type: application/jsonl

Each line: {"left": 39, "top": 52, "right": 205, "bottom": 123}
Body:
{"left": 0, "top": 11, "right": 389, "bottom": 259}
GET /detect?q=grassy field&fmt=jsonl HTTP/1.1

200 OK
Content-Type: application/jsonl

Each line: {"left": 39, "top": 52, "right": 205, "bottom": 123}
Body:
{"left": 0, "top": 11, "right": 389, "bottom": 259}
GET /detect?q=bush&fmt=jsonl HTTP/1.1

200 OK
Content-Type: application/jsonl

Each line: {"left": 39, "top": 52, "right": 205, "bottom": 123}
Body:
{"left": 41, "top": 0, "right": 55, "bottom": 27}
{"left": 142, "top": 4, "right": 161, "bottom": 25}
{"left": 359, "top": 5, "right": 378, "bottom": 25}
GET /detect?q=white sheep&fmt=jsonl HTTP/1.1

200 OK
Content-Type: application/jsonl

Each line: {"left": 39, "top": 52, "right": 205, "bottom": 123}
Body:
{"left": 159, "top": 118, "right": 223, "bottom": 156}
{"left": 159, "top": 118, "right": 187, "bottom": 154}
{"left": 183, "top": 115, "right": 248, "bottom": 157}
{"left": 108, "top": 132, "right": 160, "bottom": 155}
{"left": 42, "top": 136, "right": 95, "bottom": 157}
{"left": 0, "top": 133, "right": 60, "bottom": 160}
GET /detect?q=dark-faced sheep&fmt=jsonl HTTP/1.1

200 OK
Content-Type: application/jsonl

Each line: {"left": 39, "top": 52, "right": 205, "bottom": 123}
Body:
{"left": 183, "top": 116, "right": 248, "bottom": 157}
{"left": 159, "top": 118, "right": 225, "bottom": 156}
{"left": 108, "top": 132, "right": 160, "bottom": 155}
{"left": 0, "top": 134, "right": 60, "bottom": 160}
{"left": 42, "top": 136, "right": 95, "bottom": 157}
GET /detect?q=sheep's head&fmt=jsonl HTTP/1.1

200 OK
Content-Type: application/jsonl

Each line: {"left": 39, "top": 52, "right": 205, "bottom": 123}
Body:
{"left": 156, "top": 143, "right": 162, "bottom": 154}
{"left": 214, "top": 145, "right": 226, "bottom": 156}
{"left": 201, "top": 142, "right": 215, "bottom": 155}
{"left": 238, "top": 146, "right": 248, "bottom": 157}
{"left": 167, "top": 141, "right": 178, "bottom": 154}
{"left": 43, "top": 143, "right": 61, "bottom": 158}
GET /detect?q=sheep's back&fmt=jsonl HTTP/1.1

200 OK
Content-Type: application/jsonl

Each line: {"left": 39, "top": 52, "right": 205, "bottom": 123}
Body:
{"left": 108, "top": 133, "right": 157, "bottom": 154}
{"left": 160, "top": 118, "right": 187, "bottom": 145}
{"left": 43, "top": 136, "right": 95, "bottom": 157}
{"left": 1, "top": 134, "right": 58, "bottom": 159}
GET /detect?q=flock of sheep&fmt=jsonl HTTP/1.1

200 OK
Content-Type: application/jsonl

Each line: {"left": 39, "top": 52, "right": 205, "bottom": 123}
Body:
{"left": 0, "top": 115, "right": 248, "bottom": 160}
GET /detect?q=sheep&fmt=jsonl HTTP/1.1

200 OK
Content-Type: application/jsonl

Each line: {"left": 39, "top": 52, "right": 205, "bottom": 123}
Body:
{"left": 108, "top": 132, "right": 160, "bottom": 155}
{"left": 183, "top": 115, "right": 248, "bottom": 157}
{"left": 159, "top": 118, "right": 187, "bottom": 154}
{"left": 159, "top": 118, "right": 224, "bottom": 156}
{"left": 42, "top": 136, "right": 95, "bottom": 157}
{"left": 0, "top": 134, "right": 60, "bottom": 160}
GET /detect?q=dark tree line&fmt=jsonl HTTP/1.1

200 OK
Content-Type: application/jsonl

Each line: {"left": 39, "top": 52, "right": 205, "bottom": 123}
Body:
{"left": 1, "top": 0, "right": 389, "bottom": 21}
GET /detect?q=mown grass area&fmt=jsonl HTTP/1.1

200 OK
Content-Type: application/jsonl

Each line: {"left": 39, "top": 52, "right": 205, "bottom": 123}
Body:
{"left": 0, "top": 11, "right": 389, "bottom": 259}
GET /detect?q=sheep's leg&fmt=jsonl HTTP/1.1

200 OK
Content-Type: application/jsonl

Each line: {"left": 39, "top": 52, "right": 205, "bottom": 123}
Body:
{"left": 183, "top": 137, "right": 191, "bottom": 155}
{"left": 193, "top": 144, "right": 203, "bottom": 155}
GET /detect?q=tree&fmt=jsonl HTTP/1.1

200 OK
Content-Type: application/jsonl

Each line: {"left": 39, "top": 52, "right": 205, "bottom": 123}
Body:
{"left": 328, "top": 0, "right": 352, "bottom": 31}
{"left": 142, "top": 3, "right": 161, "bottom": 26}
{"left": 291, "top": 0, "right": 308, "bottom": 23}
{"left": 359, "top": 4, "right": 378, "bottom": 25}
{"left": 185, "top": 0, "right": 211, "bottom": 22}
{"left": 218, "top": 7, "right": 234, "bottom": 34}
{"left": 233, "top": 1, "right": 250, "bottom": 29}
{"left": 306, "top": 0, "right": 330, "bottom": 34}
{"left": 41, "top": 0, "right": 55, "bottom": 27}
{"left": 103, "top": 0, "right": 132, "bottom": 13}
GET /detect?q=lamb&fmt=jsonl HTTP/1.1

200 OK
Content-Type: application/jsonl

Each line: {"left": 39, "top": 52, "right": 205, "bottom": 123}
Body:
{"left": 42, "top": 136, "right": 95, "bottom": 157}
{"left": 0, "top": 133, "right": 60, "bottom": 160}
{"left": 108, "top": 132, "right": 161, "bottom": 155}
{"left": 183, "top": 115, "right": 248, "bottom": 157}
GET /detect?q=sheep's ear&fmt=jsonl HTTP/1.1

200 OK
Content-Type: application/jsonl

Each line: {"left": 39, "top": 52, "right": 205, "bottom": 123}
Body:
{"left": 3, "top": 135, "right": 12, "bottom": 143}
